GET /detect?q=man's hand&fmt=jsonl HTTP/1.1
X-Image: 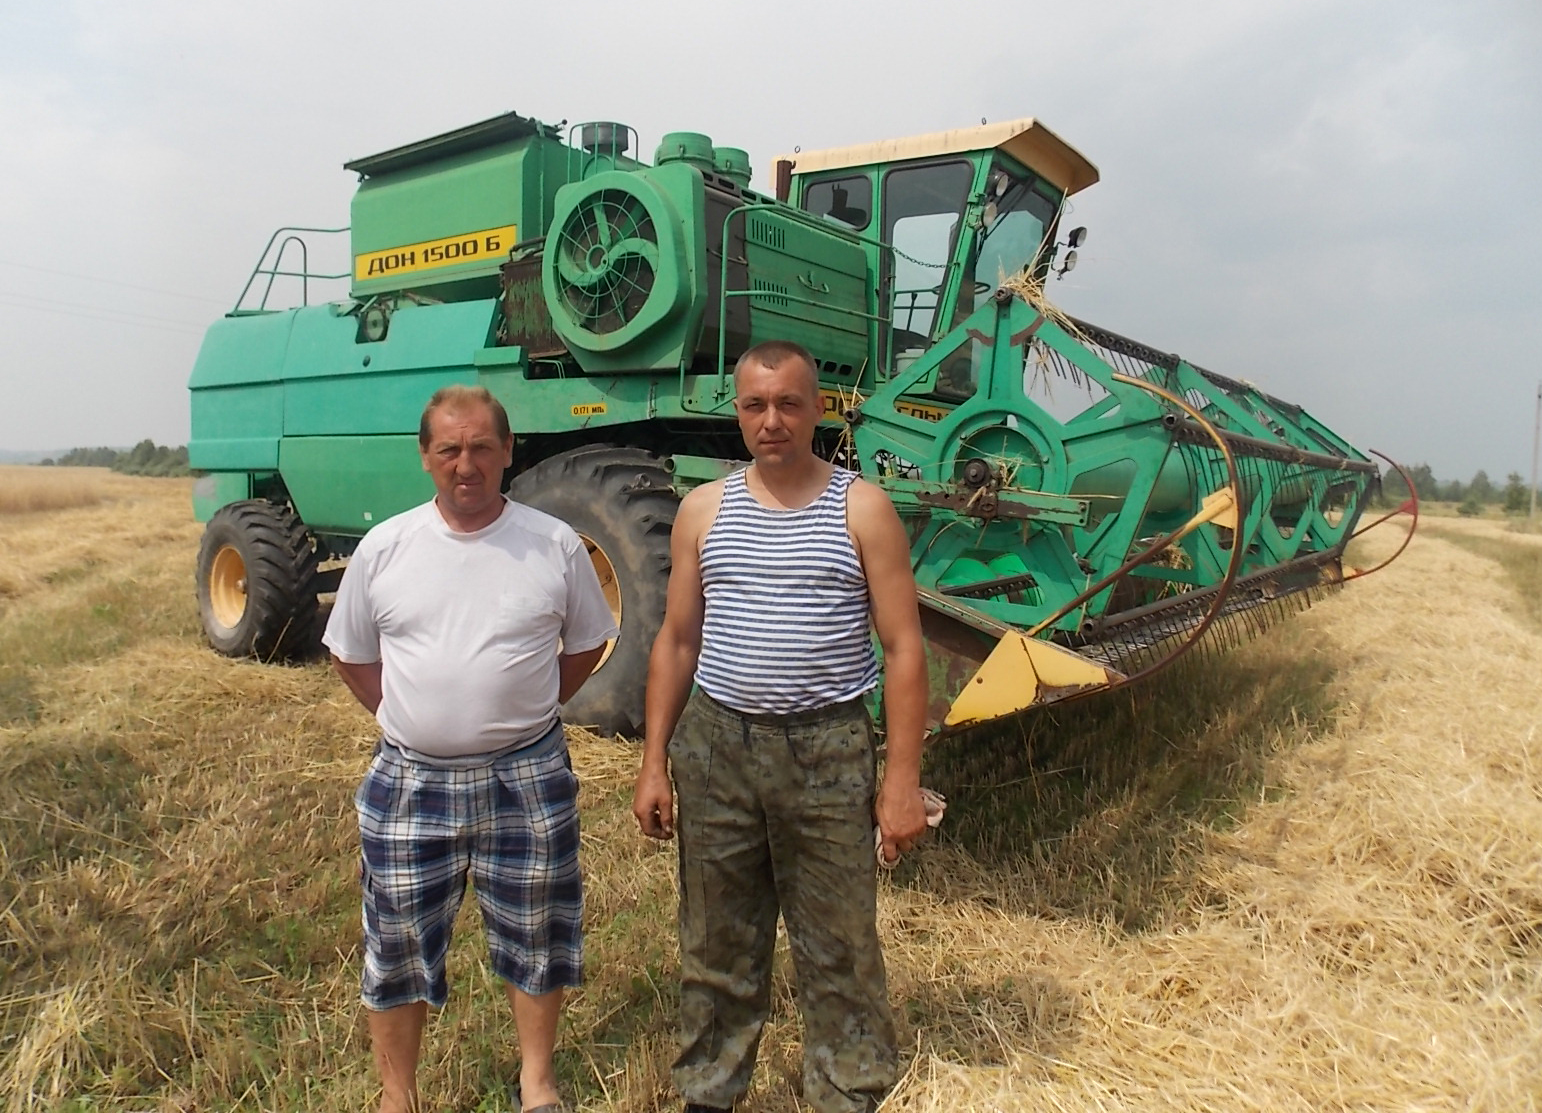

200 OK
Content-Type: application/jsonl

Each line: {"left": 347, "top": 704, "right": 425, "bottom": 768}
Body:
{"left": 632, "top": 762, "right": 675, "bottom": 840}
{"left": 875, "top": 776, "right": 929, "bottom": 865}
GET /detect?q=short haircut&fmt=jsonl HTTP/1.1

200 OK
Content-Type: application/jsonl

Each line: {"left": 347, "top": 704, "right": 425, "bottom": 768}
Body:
{"left": 418, "top": 385, "right": 511, "bottom": 448}
{"left": 733, "top": 340, "right": 819, "bottom": 395}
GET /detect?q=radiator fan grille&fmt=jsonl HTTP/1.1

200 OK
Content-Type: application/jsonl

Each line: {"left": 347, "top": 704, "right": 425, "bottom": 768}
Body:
{"left": 551, "top": 190, "right": 661, "bottom": 336}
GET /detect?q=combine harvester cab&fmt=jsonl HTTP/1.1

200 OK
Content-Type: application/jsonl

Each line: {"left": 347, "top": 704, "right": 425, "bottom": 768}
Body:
{"left": 186, "top": 109, "right": 1414, "bottom": 738}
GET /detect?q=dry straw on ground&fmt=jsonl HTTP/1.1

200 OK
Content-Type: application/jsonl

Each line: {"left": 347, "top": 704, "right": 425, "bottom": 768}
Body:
{"left": 1, "top": 480, "right": 1539, "bottom": 1111}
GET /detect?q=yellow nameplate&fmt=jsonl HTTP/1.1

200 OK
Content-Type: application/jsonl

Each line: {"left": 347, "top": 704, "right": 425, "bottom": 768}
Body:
{"left": 571, "top": 403, "right": 607, "bottom": 417}
{"left": 354, "top": 224, "right": 518, "bottom": 282}
{"left": 817, "top": 390, "right": 949, "bottom": 424}
{"left": 894, "top": 399, "right": 950, "bottom": 423}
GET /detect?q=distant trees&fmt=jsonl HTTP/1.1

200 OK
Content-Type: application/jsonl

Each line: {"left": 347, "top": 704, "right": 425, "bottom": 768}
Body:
{"left": 1383, "top": 464, "right": 1535, "bottom": 515}
{"left": 49, "top": 446, "right": 121, "bottom": 468}
{"left": 1402, "top": 463, "right": 1438, "bottom": 501}
{"left": 48, "top": 441, "right": 192, "bottom": 477}
{"left": 1503, "top": 472, "right": 1530, "bottom": 514}
{"left": 117, "top": 439, "right": 191, "bottom": 476}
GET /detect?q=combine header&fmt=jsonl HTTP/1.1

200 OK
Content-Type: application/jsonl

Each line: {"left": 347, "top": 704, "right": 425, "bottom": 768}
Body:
{"left": 188, "top": 111, "right": 1413, "bottom": 735}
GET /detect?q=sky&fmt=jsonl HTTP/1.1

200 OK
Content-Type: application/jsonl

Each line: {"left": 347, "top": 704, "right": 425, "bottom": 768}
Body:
{"left": 0, "top": 0, "right": 1537, "bottom": 482}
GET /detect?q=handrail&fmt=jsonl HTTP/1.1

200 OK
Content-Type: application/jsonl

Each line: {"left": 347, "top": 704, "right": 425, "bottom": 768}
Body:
{"left": 565, "top": 122, "right": 641, "bottom": 182}
{"left": 231, "top": 226, "right": 350, "bottom": 314}
{"left": 710, "top": 202, "right": 900, "bottom": 399}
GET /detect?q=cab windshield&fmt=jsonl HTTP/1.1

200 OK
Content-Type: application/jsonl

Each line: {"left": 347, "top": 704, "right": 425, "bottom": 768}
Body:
{"left": 922, "top": 160, "right": 1064, "bottom": 402}
{"left": 965, "top": 162, "right": 1062, "bottom": 303}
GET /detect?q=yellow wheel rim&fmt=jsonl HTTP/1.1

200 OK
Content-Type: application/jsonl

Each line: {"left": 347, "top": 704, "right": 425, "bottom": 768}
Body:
{"left": 582, "top": 535, "right": 621, "bottom": 669}
{"left": 209, "top": 544, "right": 248, "bottom": 631}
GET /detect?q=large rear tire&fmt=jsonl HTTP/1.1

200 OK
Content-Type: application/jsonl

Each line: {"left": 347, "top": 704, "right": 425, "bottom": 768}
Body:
{"left": 509, "top": 446, "right": 677, "bottom": 736}
{"left": 196, "top": 500, "right": 319, "bottom": 660}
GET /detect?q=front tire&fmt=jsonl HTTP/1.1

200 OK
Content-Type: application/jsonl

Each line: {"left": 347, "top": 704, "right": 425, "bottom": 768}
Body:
{"left": 509, "top": 447, "right": 677, "bottom": 736}
{"left": 196, "top": 500, "right": 319, "bottom": 660}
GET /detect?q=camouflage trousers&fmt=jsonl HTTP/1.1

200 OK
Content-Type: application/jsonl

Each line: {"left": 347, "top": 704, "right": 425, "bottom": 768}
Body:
{"left": 669, "top": 690, "right": 897, "bottom": 1113}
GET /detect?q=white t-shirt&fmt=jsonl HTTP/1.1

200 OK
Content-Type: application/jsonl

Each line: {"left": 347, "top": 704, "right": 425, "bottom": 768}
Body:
{"left": 323, "top": 497, "right": 619, "bottom": 758}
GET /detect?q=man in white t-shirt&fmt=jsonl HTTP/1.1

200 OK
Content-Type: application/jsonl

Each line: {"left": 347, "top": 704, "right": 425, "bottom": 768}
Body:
{"left": 324, "top": 385, "right": 618, "bottom": 1113}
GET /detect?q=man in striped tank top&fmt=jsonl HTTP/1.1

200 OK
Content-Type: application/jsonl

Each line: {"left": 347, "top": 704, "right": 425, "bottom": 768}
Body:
{"left": 633, "top": 340, "right": 930, "bottom": 1113}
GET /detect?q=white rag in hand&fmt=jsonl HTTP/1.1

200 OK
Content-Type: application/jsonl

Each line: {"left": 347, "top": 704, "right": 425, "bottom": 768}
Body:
{"left": 875, "top": 787, "right": 947, "bottom": 869}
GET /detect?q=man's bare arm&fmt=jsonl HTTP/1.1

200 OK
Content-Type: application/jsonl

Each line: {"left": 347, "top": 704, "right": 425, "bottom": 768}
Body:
{"left": 331, "top": 654, "right": 384, "bottom": 715}
{"left": 557, "top": 645, "right": 607, "bottom": 705}
{"left": 849, "top": 480, "right": 930, "bottom": 862}
{"left": 632, "top": 483, "right": 718, "bottom": 840}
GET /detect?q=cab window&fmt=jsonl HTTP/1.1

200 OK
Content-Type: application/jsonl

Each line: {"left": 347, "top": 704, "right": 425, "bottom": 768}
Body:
{"left": 882, "top": 161, "right": 974, "bottom": 348}
{"left": 802, "top": 175, "right": 872, "bottom": 231}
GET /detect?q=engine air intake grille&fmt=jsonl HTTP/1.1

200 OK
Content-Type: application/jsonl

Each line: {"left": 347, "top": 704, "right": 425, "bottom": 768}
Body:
{"left": 552, "top": 189, "right": 661, "bottom": 335}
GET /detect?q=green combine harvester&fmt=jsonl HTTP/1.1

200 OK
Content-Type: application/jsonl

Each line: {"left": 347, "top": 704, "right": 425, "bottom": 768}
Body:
{"left": 188, "top": 110, "right": 1413, "bottom": 736}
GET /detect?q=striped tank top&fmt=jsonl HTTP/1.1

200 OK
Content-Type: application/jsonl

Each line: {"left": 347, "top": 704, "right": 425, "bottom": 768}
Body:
{"left": 694, "top": 467, "right": 880, "bottom": 714}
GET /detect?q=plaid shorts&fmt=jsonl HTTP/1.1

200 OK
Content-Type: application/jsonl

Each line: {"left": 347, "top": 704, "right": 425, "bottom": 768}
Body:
{"left": 354, "top": 725, "right": 583, "bottom": 1010}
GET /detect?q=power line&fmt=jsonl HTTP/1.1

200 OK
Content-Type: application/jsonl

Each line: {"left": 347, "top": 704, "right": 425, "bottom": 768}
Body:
{"left": 0, "top": 288, "right": 208, "bottom": 331}
{"left": 0, "top": 294, "right": 206, "bottom": 336}
{"left": 0, "top": 258, "right": 231, "bottom": 307}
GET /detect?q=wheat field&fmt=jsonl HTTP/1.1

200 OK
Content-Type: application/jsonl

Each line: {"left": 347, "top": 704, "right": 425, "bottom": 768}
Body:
{"left": 0, "top": 466, "right": 112, "bottom": 517}
{"left": 0, "top": 474, "right": 1538, "bottom": 1111}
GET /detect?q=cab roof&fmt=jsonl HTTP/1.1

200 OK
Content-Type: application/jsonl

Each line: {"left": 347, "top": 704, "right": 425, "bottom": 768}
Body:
{"left": 775, "top": 117, "right": 1099, "bottom": 197}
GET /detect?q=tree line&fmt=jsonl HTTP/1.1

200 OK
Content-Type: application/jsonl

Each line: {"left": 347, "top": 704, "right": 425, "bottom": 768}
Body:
{"left": 1383, "top": 464, "right": 1534, "bottom": 516}
{"left": 41, "top": 440, "right": 192, "bottom": 477}
{"left": 29, "top": 444, "right": 1537, "bottom": 513}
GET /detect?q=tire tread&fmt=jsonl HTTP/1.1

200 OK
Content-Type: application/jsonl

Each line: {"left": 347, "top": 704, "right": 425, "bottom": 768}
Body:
{"left": 509, "top": 446, "right": 678, "bottom": 735}
{"left": 197, "top": 500, "right": 319, "bottom": 660}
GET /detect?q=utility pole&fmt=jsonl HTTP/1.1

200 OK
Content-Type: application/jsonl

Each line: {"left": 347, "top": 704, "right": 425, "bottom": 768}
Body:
{"left": 1533, "top": 382, "right": 1541, "bottom": 520}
